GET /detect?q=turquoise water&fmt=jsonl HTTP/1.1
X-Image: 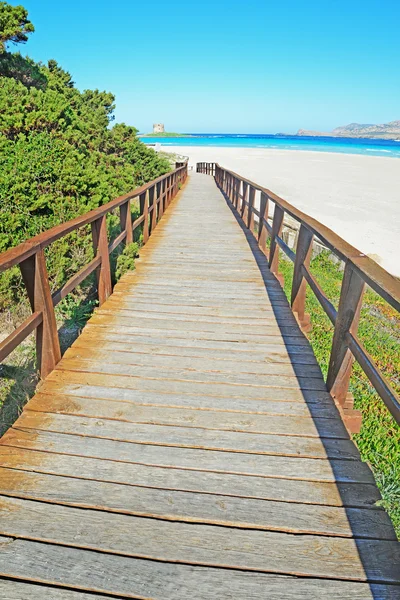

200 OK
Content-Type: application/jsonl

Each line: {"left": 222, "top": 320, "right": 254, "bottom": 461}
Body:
{"left": 139, "top": 134, "right": 400, "bottom": 158}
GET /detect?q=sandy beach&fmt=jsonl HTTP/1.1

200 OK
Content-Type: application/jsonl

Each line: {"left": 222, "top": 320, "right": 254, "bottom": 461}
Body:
{"left": 166, "top": 146, "right": 400, "bottom": 277}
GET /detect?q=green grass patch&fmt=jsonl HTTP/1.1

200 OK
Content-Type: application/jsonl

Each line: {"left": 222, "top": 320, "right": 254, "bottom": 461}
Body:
{"left": 279, "top": 251, "right": 400, "bottom": 536}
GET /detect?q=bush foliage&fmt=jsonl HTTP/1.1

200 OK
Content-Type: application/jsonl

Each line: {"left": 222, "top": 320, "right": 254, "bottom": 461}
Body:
{"left": 0, "top": 4, "right": 171, "bottom": 308}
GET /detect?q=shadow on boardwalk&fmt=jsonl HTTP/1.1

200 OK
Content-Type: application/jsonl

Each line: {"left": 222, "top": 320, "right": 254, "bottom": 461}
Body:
{"left": 221, "top": 184, "right": 398, "bottom": 598}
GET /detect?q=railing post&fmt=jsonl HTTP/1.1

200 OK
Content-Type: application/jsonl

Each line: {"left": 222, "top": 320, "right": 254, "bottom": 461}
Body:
{"left": 269, "top": 205, "right": 284, "bottom": 284}
{"left": 91, "top": 215, "right": 112, "bottom": 305}
{"left": 120, "top": 199, "right": 133, "bottom": 245}
{"left": 247, "top": 186, "right": 255, "bottom": 231}
{"left": 20, "top": 250, "right": 61, "bottom": 379}
{"left": 241, "top": 182, "right": 248, "bottom": 219}
{"left": 149, "top": 185, "right": 157, "bottom": 233}
{"left": 235, "top": 178, "right": 241, "bottom": 210}
{"left": 327, "top": 263, "right": 365, "bottom": 406}
{"left": 258, "top": 192, "right": 268, "bottom": 252}
{"left": 167, "top": 175, "right": 173, "bottom": 205}
{"left": 157, "top": 181, "right": 163, "bottom": 219}
{"left": 291, "top": 224, "right": 313, "bottom": 332}
{"left": 139, "top": 191, "right": 149, "bottom": 243}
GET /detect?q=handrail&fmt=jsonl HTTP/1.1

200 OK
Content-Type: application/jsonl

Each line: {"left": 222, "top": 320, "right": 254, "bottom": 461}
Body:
{"left": 197, "top": 161, "right": 400, "bottom": 428}
{"left": 0, "top": 163, "right": 188, "bottom": 378}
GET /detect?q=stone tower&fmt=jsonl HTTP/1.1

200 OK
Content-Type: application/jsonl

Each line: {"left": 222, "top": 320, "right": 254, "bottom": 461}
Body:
{"left": 153, "top": 123, "right": 165, "bottom": 134}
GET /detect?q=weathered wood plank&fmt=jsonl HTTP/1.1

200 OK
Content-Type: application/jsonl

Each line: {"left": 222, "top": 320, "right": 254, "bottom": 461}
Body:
{"left": 28, "top": 393, "right": 350, "bottom": 439}
{"left": 46, "top": 368, "right": 336, "bottom": 403}
{"left": 91, "top": 311, "right": 304, "bottom": 337}
{"left": 0, "top": 580, "right": 117, "bottom": 600}
{"left": 64, "top": 345, "right": 323, "bottom": 378}
{"left": 98, "top": 303, "right": 300, "bottom": 326}
{"left": 54, "top": 357, "right": 328, "bottom": 391}
{"left": 0, "top": 467, "right": 393, "bottom": 539}
{"left": 107, "top": 295, "right": 292, "bottom": 316}
{"left": 0, "top": 497, "right": 398, "bottom": 582}
{"left": 84, "top": 322, "right": 313, "bottom": 348}
{"left": 79, "top": 328, "right": 319, "bottom": 362}
{"left": 14, "top": 411, "right": 359, "bottom": 460}
{"left": 0, "top": 537, "right": 397, "bottom": 599}
{"left": 33, "top": 384, "right": 343, "bottom": 418}
{"left": 61, "top": 347, "right": 324, "bottom": 384}
{"left": 0, "top": 429, "right": 375, "bottom": 484}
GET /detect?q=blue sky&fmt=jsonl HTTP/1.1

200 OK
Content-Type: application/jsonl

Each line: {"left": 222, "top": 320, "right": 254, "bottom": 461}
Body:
{"left": 17, "top": 0, "right": 400, "bottom": 133}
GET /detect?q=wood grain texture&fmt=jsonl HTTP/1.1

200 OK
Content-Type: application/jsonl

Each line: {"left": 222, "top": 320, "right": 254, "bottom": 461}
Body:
{"left": 0, "top": 445, "right": 380, "bottom": 508}
{"left": 27, "top": 393, "right": 350, "bottom": 438}
{"left": 0, "top": 580, "right": 117, "bottom": 599}
{"left": 13, "top": 411, "right": 359, "bottom": 460}
{"left": 0, "top": 428, "right": 375, "bottom": 484}
{"left": 0, "top": 496, "right": 399, "bottom": 582}
{"left": 0, "top": 467, "right": 393, "bottom": 539}
{"left": 1, "top": 537, "right": 398, "bottom": 599}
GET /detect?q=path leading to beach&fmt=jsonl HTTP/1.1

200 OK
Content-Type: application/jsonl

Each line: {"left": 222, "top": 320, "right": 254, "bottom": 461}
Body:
{"left": 166, "top": 146, "right": 400, "bottom": 276}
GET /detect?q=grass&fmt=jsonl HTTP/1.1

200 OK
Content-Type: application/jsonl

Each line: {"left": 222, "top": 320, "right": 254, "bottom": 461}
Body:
{"left": 279, "top": 251, "right": 400, "bottom": 536}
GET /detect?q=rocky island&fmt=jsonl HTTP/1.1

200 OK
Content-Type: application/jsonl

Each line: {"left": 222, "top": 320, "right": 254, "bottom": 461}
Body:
{"left": 297, "top": 120, "right": 400, "bottom": 140}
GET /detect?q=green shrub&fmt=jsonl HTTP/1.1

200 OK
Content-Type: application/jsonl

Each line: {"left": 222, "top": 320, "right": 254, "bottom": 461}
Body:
{"left": 115, "top": 242, "right": 140, "bottom": 280}
{"left": 0, "top": 32, "right": 171, "bottom": 311}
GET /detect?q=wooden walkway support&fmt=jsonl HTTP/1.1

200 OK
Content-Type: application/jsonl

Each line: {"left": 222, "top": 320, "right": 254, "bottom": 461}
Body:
{"left": 0, "top": 169, "right": 399, "bottom": 598}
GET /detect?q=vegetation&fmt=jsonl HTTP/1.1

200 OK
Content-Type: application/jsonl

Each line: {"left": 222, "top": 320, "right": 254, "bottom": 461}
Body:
{"left": 115, "top": 242, "right": 140, "bottom": 280}
{"left": 0, "top": 2, "right": 172, "bottom": 308}
{"left": 0, "top": 1, "right": 34, "bottom": 53}
{"left": 278, "top": 251, "right": 400, "bottom": 537}
{"left": 0, "top": 2, "right": 172, "bottom": 423}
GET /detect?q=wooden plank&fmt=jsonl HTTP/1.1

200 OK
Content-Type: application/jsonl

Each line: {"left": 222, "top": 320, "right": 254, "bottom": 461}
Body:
{"left": 14, "top": 411, "right": 359, "bottom": 460}
{"left": 46, "top": 368, "right": 334, "bottom": 403}
{"left": 63, "top": 346, "right": 323, "bottom": 380}
{"left": 72, "top": 334, "right": 320, "bottom": 366}
{"left": 0, "top": 497, "right": 398, "bottom": 582}
{"left": 27, "top": 393, "right": 350, "bottom": 439}
{"left": 0, "top": 580, "right": 117, "bottom": 600}
{"left": 101, "top": 301, "right": 298, "bottom": 324}
{"left": 0, "top": 467, "right": 393, "bottom": 539}
{"left": 34, "top": 383, "right": 340, "bottom": 418}
{"left": 0, "top": 537, "right": 397, "bottom": 599}
{"left": 54, "top": 358, "right": 328, "bottom": 392}
{"left": 0, "top": 429, "right": 376, "bottom": 484}
{"left": 85, "top": 321, "right": 313, "bottom": 348}
{"left": 0, "top": 445, "right": 380, "bottom": 508}
{"left": 106, "top": 295, "right": 292, "bottom": 316}
{"left": 92, "top": 311, "right": 303, "bottom": 337}
{"left": 79, "top": 328, "right": 318, "bottom": 362}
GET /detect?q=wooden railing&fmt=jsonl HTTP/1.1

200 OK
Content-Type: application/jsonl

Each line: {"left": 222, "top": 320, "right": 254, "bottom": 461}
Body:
{"left": 197, "top": 162, "right": 400, "bottom": 428}
{"left": 0, "top": 163, "right": 187, "bottom": 378}
{"left": 197, "top": 162, "right": 216, "bottom": 176}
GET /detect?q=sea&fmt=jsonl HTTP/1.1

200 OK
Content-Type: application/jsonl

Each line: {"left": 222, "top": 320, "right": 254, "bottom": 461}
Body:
{"left": 138, "top": 134, "right": 400, "bottom": 158}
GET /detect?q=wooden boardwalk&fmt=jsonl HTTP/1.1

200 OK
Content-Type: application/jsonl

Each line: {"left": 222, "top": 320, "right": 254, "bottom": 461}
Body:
{"left": 0, "top": 172, "right": 399, "bottom": 598}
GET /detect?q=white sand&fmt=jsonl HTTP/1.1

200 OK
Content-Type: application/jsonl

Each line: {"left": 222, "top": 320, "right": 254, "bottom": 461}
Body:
{"left": 166, "top": 146, "right": 400, "bottom": 277}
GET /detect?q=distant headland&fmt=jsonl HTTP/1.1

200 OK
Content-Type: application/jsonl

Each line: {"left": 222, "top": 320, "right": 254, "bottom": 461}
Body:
{"left": 297, "top": 120, "right": 400, "bottom": 140}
